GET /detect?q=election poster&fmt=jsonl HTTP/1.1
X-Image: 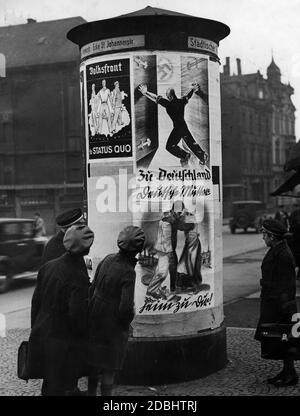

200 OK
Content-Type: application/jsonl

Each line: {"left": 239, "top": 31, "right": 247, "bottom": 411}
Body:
{"left": 85, "top": 57, "right": 132, "bottom": 160}
{"left": 131, "top": 52, "right": 214, "bottom": 316}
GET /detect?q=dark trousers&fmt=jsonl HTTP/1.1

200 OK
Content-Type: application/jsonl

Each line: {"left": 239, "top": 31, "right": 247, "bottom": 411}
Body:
{"left": 41, "top": 339, "right": 83, "bottom": 396}
{"left": 168, "top": 251, "right": 178, "bottom": 291}
{"left": 166, "top": 127, "right": 205, "bottom": 161}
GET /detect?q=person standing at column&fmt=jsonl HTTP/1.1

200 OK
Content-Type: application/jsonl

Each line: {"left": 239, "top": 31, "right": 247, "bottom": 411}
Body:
{"left": 41, "top": 208, "right": 85, "bottom": 265}
{"left": 254, "top": 219, "right": 298, "bottom": 387}
{"left": 87, "top": 226, "right": 145, "bottom": 396}
{"left": 29, "top": 224, "right": 94, "bottom": 395}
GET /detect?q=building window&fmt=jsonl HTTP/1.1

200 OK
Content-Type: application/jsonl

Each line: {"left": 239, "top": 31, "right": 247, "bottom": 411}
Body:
{"left": 249, "top": 113, "right": 253, "bottom": 134}
{"left": 285, "top": 116, "right": 289, "bottom": 135}
{"left": 265, "top": 118, "right": 269, "bottom": 136}
{"left": 275, "top": 114, "right": 280, "bottom": 134}
{"left": 251, "top": 144, "right": 255, "bottom": 166}
{"left": 275, "top": 139, "right": 280, "bottom": 164}
{"left": 258, "top": 89, "right": 264, "bottom": 99}
{"left": 241, "top": 112, "right": 246, "bottom": 132}
{"left": 265, "top": 149, "right": 269, "bottom": 168}
{"left": 68, "top": 136, "right": 81, "bottom": 151}
{"left": 67, "top": 85, "right": 80, "bottom": 134}
{"left": 259, "top": 146, "right": 264, "bottom": 166}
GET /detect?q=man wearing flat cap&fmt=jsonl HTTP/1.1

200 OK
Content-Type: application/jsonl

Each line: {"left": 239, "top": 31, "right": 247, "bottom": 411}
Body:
{"left": 28, "top": 224, "right": 94, "bottom": 396}
{"left": 41, "top": 208, "right": 85, "bottom": 265}
{"left": 255, "top": 218, "right": 298, "bottom": 387}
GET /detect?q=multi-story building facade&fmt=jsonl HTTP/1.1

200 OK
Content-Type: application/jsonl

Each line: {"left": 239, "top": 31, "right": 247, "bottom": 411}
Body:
{"left": 0, "top": 17, "right": 85, "bottom": 233}
{"left": 221, "top": 57, "right": 296, "bottom": 217}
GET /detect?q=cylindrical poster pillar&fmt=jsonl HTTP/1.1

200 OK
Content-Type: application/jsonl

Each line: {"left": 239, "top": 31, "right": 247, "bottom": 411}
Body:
{"left": 68, "top": 6, "right": 230, "bottom": 385}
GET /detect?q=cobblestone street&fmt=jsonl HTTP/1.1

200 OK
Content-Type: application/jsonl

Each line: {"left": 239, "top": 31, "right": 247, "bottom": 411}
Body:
{"left": 1, "top": 229, "right": 299, "bottom": 397}
{"left": 2, "top": 327, "right": 300, "bottom": 396}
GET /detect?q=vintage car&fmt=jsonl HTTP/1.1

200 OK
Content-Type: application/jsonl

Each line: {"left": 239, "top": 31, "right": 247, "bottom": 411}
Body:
{"left": 229, "top": 200, "right": 265, "bottom": 234}
{"left": 0, "top": 218, "right": 48, "bottom": 293}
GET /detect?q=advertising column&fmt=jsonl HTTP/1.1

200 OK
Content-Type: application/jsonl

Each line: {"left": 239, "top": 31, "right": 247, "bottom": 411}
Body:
{"left": 68, "top": 7, "right": 230, "bottom": 384}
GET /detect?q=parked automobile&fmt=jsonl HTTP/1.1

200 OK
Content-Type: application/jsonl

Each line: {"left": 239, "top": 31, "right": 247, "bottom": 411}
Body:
{"left": 0, "top": 218, "right": 48, "bottom": 293}
{"left": 229, "top": 201, "right": 265, "bottom": 234}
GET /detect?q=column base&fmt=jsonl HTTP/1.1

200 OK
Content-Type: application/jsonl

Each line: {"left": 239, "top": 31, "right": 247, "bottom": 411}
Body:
{"left": 116, "top": 324, "right": 227, "bottom": 385}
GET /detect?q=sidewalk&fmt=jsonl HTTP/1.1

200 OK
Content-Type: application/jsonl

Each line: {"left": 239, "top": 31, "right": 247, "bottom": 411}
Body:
{"left": 1, "top": 327, "right": 300, "bottom": 396}
{"left": 1, "top": 227, "right": 298, "bottom": 396}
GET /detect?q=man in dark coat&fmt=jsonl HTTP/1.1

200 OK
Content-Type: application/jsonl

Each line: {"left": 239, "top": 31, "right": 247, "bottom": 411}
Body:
{"left": 87, "top": 225, "right": 145, "bottom": 396}
{"left": 28, "top": 224, "right": 94, "bottom": 396}
{"left": 288, "top": 204, "right": 300, "bottom": 278}
{"left": 255, "top": 219, "right": 298, "bottom": 387}
{"left": 274, "top": 205, "right": 289, "bottom": 229}
{"left": 41, "top": 208, "right": 85, "bottom": 265}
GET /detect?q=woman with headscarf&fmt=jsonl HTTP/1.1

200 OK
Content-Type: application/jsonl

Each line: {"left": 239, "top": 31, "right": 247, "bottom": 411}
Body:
{"left": 176, "top": 202, "right": 204, "bottom": 293}
{"left": 87, "top": 225, "right": 145, "bottom": 396}
{"left": 255, "top": 219, "right": 298, "bottom": 387}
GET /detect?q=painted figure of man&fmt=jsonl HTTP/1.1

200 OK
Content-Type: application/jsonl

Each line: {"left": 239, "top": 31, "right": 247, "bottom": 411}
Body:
{"left": 138, "top": 83, "right": 208, "bottom": 166}
{"left": 89, "top": 83, "right": 100, "bottom": 136}
{"left": 111, "top": 81, "right": 128, "bottom": 133}
{"left": 176, "top": 205, "right": 209, "bottom": 293}
{"left": 98, "top": 79, "right": 113, "bottom": 136}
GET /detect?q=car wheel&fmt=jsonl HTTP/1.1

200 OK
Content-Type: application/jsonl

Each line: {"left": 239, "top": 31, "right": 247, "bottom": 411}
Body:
{"left": 0, "top": 274, "right": 12, "bottom": 294}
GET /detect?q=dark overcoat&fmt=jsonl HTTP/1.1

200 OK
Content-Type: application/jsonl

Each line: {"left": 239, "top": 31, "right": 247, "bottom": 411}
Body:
{"left": 88, "top": 251, "right": 137, "bottom": 371}
{"left": 28, "top": 253, "right": 90, "bottom": 381}
{"left": 255, "top": 239, "right": 297, "bottom": 347}
{"left": 41, "top": 230, "right": 65, "bottom": 265}
{"left": 289, "top": 209, "right": 300, "bottom": 266}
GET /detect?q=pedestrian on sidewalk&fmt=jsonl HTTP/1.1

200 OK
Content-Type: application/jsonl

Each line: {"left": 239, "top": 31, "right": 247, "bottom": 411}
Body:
{"left": 274, "top": 205, "right": 290, "bottom": 230}
{"left": 28, "top": 224, "right": 94, "bottom": 396}
{"left": 41, "top": 208, "right": 85, "bottom": 265}
{"left": 87, "top": 225, "right": 145, "bottom": 396}
{"left": 288, "top": 203, "right": 300, "bottom": 279}
{"left": 254, "top": 219, "right": 298, "bottom": 387}
{"left": 33, "top": 212, "right": 46, "bottom": 237}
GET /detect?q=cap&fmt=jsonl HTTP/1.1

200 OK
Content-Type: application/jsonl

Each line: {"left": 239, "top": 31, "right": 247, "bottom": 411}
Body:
{"left": 63, "top": 224, "right": 94, "bottom": 254}
{"left": 56, "top": 208, "right": 84, "bottom": 227}
{"left": 117, "top": 226, "right": 145, "bottom": 253}
{"left": 261, "top": 219, "right": 287, "bottom": 237}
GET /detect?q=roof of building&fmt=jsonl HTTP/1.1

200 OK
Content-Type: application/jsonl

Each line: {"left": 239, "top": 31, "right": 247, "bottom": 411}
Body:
{"left": 0, "top": 16, "right": 86, "bottom": 69}
{"left": 267, "top": 57, "right": 281, "bottom": 75}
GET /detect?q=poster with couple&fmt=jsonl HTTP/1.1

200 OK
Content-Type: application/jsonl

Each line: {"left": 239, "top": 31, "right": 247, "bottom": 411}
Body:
{"left": 132, "top": 51, "right": 214, "bottom": 315}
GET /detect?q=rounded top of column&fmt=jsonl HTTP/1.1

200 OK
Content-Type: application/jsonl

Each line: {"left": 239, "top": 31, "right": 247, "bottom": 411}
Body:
{"left": 67, "top": 6, "right": 230, "bottom": 50}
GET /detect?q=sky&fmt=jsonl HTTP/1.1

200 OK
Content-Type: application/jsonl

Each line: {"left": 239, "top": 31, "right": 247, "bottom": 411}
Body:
{"left": 1, "top": 0, "right": 300, "bottom": 137}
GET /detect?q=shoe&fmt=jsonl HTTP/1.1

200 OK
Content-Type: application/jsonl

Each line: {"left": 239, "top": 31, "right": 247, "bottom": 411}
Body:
{"left": 198, "top": 152, "right": 208, "bottom": 165}
{"left": 180, "top": 153, "right": 191, "bottom": 167}
{"left": 273, "top": 373, "right": 298, "bottom": 387}
{"left": 65, "top": 388, "right": 87, "bottom": 396}
{"left": 167, "top": 293, "right": 181, "bottom": 302}
{"left": 146, "top": 291, "right": 161, "bottom": 300}
{"left": 267, "top": 371, "right": 284, "bottom": 384}
{"left": 193, "top": 283, "right": 211, "bottom": 294}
